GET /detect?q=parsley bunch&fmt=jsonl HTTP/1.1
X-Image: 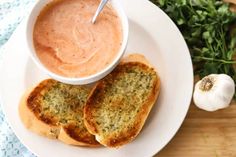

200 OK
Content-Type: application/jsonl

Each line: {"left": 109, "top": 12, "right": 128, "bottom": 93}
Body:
{"left": 151, "top": 0, "right": 236, "bottom": 93}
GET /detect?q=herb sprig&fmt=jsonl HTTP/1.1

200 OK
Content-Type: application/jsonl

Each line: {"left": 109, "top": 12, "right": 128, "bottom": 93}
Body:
{"left": 151, "top": 0, "right": 236, "bottom": 97}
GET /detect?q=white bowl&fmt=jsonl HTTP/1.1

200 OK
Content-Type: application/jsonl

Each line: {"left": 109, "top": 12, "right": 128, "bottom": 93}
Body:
{"left": 26, "top": 0, "right": 129, "bottom": 85}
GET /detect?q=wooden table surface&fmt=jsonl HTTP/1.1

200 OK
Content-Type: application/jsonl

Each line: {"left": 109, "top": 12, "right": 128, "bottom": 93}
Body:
{"left": 154, "top": 101, "right": 236, "bottom": 157}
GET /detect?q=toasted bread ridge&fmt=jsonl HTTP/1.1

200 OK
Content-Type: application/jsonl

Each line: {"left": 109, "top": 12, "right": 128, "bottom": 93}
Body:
{"left": 19, "top": 79, "right": 100, "bottom": 147}
{"left": 84, "top": 54, "right": 161, "bottom": 147}
{"left": 19, "top": 87, "right": 60, "bottom": 139}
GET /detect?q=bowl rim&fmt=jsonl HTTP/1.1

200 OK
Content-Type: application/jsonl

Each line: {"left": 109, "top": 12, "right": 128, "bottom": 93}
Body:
{"left": 26, "top": 0, "right": 129, "bottom": 84}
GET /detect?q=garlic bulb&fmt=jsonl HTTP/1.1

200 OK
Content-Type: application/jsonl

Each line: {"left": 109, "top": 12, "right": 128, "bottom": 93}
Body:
{"left": 193, "top": 74, "right": 235, "bottom": 111}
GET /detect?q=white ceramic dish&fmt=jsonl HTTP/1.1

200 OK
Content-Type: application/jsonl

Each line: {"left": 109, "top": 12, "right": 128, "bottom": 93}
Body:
{"left": 0, "top": 0, "right": 193, "bottom": 156}
{"left": 26, "top": 0, "right": 129, "bottom": 85}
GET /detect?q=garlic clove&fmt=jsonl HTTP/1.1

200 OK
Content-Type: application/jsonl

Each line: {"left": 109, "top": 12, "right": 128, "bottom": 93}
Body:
{"left": 193, "top": 74, "right": 235, "bottom": 112}
{"left": 193, "top": 82, "right": 219, "bottom": 111}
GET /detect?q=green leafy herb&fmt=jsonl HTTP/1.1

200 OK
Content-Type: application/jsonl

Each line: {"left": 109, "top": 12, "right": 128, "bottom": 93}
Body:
{"left": 150, "top": 0, "right": 236, "bottom": 98}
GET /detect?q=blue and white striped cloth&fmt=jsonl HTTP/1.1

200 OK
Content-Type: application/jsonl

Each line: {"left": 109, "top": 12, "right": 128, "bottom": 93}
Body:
{"left": 0, "top": 0, "right": 36, "bottom": 156}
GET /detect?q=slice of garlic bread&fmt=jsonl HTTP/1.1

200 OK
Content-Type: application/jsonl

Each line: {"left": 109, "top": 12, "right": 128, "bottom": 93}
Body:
{"left": 19, "top": 79, "right": 100, "bottom": 147}
{"left": 84, "top": 54, "right": 161, "bottom": 148}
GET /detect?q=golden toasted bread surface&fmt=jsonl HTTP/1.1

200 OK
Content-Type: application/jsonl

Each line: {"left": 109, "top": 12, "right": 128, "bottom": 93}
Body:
{"left": 20, "top": 79, "right": 100, "bottom": 146}
{"left": 84, "top": 61, "right": 160, "bottom": 147}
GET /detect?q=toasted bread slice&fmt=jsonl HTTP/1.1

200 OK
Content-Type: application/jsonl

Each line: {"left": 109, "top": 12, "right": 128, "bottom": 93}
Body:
{"left": 19, "top": 79, "right": 100, "bottom": 147}
{"left": 84, "top": 54, "right": 161, "bottom": 148}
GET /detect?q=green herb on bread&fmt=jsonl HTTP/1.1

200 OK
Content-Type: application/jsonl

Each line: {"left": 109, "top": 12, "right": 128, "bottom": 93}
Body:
{"left": 84, "top": 54, "right": 161, "bottom": 148}
{"left": 19, "top": 79, "right": 100, "bottom": 146}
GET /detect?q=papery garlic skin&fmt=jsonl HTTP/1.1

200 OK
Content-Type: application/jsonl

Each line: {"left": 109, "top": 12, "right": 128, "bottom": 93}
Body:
{"left": 193, "top": 74, "right": 235, "bottom": 112}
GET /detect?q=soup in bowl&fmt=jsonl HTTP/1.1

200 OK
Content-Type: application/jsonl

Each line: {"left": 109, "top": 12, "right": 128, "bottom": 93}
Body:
{"left": 26, "top": 0, "right": 129, "bottom": 85}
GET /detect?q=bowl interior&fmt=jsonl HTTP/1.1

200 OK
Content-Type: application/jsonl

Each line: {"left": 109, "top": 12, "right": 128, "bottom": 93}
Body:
{"left": 26, "top": 0, "right": 129, "bottom": 85}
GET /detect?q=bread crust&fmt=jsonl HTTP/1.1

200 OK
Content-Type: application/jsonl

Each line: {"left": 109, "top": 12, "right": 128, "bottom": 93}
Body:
{"left": 84, "top": 54, "right": 161, "bottom": 147}
{"left": 19, "top": 79, "right": 100, "bottom": 147}
{"left": 58, "top": 127, "right": 98, "bottom": 147}
{"left": 121, "top": 53, "right": 153, "bottom": 67}
{"left": 19, "top": 87, "right": 60, "bottom": 139}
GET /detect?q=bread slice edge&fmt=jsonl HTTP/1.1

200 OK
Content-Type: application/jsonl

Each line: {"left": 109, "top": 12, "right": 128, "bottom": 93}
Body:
{"left": 19, "top": 86, "right": 60, "bottom": 139}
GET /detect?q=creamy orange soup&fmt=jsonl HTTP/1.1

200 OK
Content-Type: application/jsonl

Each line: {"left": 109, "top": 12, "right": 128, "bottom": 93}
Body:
{"left": 33, "top": 0, "right": 122, "bottom": 77}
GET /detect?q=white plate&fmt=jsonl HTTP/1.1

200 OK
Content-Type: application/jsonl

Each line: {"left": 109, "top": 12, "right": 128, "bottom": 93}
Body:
{"left": 0, "top": 0, "right": 193, "bottom": 157}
